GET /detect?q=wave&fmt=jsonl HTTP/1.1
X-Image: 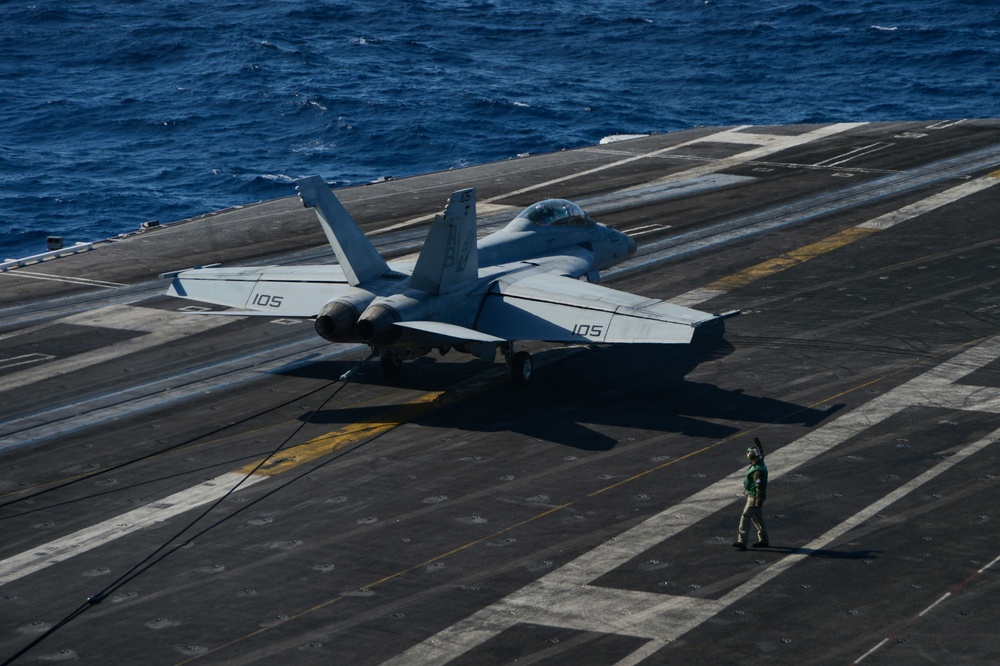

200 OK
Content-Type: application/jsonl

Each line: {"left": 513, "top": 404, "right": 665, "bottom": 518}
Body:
{"left": 1, "top": 0, "right": 998, "bottom": 258}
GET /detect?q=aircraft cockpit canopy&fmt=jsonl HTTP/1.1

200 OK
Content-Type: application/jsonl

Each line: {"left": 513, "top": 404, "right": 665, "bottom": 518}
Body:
{"left": 515, "top": 199, "right": 595, "bottom": 228}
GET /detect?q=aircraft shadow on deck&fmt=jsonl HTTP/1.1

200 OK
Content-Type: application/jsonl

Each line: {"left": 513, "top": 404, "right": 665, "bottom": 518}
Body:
{"left": 290, "top": 327, "right": 844, "bottom": 451}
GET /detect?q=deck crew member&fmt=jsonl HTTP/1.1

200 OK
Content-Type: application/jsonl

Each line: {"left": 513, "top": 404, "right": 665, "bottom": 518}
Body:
{"left": 733, "top": 438, "right": 769, "bottom": 550}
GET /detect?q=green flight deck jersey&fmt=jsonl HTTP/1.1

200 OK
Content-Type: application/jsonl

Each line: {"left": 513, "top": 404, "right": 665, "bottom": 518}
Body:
{"left": 744, "top": 461, "right": 768, "bottom": 503}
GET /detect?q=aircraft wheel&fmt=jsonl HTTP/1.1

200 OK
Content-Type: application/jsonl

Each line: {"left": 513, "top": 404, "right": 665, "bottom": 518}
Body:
{"left": 510, "top": 351, "right": 533, "bottom": 385}
{"left": 380, "top": 353, "right": 403, "bottom": 375}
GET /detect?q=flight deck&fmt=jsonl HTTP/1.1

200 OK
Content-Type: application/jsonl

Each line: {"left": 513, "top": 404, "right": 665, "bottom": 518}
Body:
{"left": 2, "top": 120, "right": 999, "bottom": 665}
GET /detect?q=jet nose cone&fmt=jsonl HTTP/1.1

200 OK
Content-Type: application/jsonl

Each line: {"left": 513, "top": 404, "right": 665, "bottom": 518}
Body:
{"left": 625, "top": 232, "right": 637, "bottom": 258}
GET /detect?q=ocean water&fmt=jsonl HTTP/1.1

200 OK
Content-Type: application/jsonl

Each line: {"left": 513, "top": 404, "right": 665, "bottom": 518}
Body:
{"left": 2, "top": 0, "right": 998, "bottom": 259}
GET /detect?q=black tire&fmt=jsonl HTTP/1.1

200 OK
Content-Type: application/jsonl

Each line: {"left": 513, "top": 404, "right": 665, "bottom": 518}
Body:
{"left": 380, "top": 353, "right": 403, "bottom": 375}
{"left": 510, "top": 351, "right": 533, "bottom": 385}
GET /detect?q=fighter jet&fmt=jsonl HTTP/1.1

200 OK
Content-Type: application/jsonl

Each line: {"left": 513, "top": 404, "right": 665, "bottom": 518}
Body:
{"left": 164, "top": 176, "right": 733, "bottom": 383}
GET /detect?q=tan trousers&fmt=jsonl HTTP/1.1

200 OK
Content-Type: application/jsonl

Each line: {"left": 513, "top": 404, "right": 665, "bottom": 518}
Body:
{"left": 737, "top": 496, "right": 767, "bottom": 543}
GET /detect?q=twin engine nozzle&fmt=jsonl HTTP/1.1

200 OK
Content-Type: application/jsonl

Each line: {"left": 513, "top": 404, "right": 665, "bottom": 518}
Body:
{"left": 313, "top": 292, "right": 403, "bottom": 347}
{"left": 314, "top": 298, "right": 364, "bottom": 343}
{"left": 353, "top": 303, "right": 400, "bottom": 346}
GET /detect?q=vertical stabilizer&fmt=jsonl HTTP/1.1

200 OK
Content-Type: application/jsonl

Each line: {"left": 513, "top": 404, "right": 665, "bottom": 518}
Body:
{"left": 296, "top": 176, "right": 390, "bottom": 286}
{"left": 410, "top": 188, "right": 478, "bottom": 294}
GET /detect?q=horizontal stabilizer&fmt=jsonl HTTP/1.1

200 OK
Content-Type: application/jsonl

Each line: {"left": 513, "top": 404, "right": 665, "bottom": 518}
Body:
{"left": 165, "top": 264, "right": 351, "bottom": 317}
{"left": 296, "top": 176, "right": 390, "bottom": 286}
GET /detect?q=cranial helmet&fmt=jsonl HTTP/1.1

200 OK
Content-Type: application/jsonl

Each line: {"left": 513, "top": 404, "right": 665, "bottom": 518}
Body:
{"left": 746, "top": 437, "right": 764, "bottom": 461}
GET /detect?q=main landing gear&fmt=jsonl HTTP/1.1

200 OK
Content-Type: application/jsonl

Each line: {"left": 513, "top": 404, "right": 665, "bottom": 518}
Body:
{"left": 379, "top": 351, "right": 403, "bottom": 375}
{"left": 376, "top": 344, "right": 534, "bottom": 385}
{"left": 502, "top": 343, "right": 533, "bottom": 385}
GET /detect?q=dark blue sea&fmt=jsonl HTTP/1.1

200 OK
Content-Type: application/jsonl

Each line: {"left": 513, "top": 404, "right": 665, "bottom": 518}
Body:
{"left": 2, "top": 0, "right": 998, "bottom": 260}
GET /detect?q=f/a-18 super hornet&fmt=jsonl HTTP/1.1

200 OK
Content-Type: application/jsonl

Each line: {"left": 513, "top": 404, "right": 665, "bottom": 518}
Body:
{"left": 164, "top": 176, "right": 734, "bottom": 383}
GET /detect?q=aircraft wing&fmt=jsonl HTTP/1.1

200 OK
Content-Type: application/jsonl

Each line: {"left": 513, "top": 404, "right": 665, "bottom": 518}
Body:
{"left": 164, "top": 265, "right": 350, "bottom": 317}
{"left": 475, "top": 274, "right": 720, "bottom": 344}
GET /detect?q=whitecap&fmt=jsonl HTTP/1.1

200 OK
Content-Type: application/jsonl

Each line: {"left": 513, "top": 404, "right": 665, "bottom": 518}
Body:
{"left": 256, "top": 173, "right": 295, "bottom": 184}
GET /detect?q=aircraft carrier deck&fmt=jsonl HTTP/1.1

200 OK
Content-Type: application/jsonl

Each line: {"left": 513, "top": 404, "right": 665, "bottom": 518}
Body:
{"left": 2, "top": 120, "right": 999, "bottom": 665}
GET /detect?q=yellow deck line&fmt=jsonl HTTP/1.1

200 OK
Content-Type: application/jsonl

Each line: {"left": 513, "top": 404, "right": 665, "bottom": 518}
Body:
{"left": 239, "top": 171, "right": 1000, "bottom": 479}
{"left": 681, "top": 173, "right": 1000, "bottom": 301}
{"left": 707, "top": 225, "right": 878, "bottom": 292}
{"left": 237, "top": 391, "right": 445, "bottom": 476}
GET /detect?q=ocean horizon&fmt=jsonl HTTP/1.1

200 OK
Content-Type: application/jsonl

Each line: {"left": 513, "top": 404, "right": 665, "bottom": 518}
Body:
{"left": 2, "top": 0, "right": 998, "bottom": 259}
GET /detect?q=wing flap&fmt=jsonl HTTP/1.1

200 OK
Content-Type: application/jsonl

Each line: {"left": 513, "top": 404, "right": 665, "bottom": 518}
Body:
{"left": 475, "top": 274, "right": 718, "bottom": 344}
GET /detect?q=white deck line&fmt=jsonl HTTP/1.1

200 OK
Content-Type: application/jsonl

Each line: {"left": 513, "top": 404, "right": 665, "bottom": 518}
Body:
{"left": 382, "top": 335, "right": 1000, "bottom": 665}
{"left": 0, "top": 473, "right": 267, "bottom": 586}
{"left": 0, "top": 305, "right": 238, "bottom": 395}
{"left": 669, "top": 173, "right": 1000, "bottom": 308}
{"left": 482, "top": 123, "right": 867, "bottom": 204}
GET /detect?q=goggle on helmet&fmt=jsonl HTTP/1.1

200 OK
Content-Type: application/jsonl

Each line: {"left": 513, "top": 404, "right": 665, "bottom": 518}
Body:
{"left": 746, "top": 438, "right": 764, "bottom": 461}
